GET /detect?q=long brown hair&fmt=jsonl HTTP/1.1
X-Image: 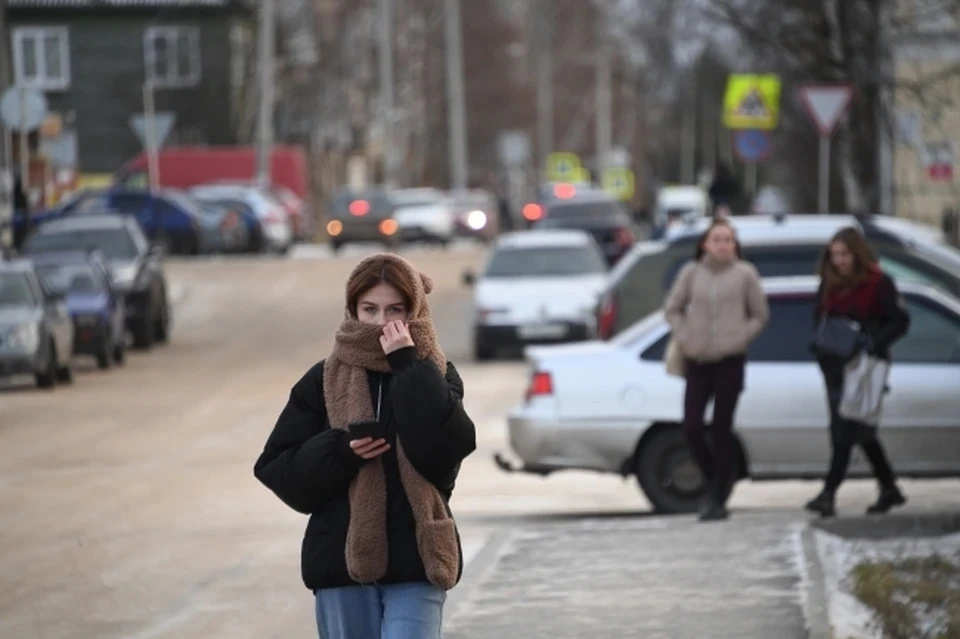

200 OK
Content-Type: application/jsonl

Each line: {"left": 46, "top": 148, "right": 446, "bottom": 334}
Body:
{"left": 817, "top": 227, "right": 878, "bottom": 291}
{"left": 694, "top": 218, "right": 743, "bottom": 260}
{"left": 345, "top": 255, "right": 419, "bottom": 318}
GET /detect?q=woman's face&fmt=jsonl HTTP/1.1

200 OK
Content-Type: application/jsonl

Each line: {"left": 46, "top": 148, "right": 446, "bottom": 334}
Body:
{"left": 356, "top": 282, "right": 409, "bottom": 326}
{"left": 703, "top": 225, "right": 737, "bottom": 263}
{"left": 829, "top": 240, "right": 855, "bottom": 276}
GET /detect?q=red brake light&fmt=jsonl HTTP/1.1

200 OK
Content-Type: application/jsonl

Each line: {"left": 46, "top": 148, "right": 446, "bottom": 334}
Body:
{"left": 349, "top": 200, "right": 370, "bottom": 216}
{"left": 553, "top": 183, "right": 576, "bottom": 199}
{"left": 522, "top": 203, "right": 544, "bottom": 221}
{"left": 597, "top": 294, "right": 618, "bottom": 340}
{"left": 614, "top": 227, "right": 636, "bottom": 248}
{"left": 526, "top": 371, "right": 553, "bottom": 400}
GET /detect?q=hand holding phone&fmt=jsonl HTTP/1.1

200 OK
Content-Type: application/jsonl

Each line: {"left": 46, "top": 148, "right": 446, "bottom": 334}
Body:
{"left": 348, "top": 421, "right": 390, "bottom": 460}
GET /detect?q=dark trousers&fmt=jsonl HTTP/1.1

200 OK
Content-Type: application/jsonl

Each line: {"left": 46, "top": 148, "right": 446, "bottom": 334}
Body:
{"left": 820, "top": 360, "right": 897, "bottom": 492}
{"left": 683, "top": 355, "right": 745, "bottom": 501}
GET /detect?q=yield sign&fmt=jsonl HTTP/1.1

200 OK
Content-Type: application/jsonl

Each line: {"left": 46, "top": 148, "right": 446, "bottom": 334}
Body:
{"left": 798, "top": 84, "right": 854, "bottom": 137}
{"left": 129, "top": 112, "right": 176, "bottom": 149}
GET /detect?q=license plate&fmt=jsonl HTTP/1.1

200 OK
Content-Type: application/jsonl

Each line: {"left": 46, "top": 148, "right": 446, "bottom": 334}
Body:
{"left": 517, "top": 323, "right": 568, "bottom": 339}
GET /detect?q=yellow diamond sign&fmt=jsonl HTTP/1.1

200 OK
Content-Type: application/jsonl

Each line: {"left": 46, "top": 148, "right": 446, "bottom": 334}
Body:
{"left": 723, "top": 74, "right": 782, "bottom": 131}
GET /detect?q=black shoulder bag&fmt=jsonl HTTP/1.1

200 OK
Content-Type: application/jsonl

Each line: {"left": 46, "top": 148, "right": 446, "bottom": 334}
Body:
{"left": 813, "top": 316, "right": 866, "bottom": 360}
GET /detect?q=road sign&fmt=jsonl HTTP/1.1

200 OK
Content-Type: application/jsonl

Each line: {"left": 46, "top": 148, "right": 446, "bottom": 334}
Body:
{"left": 545, "top": 152, "right": 580, "bottom": 182}
{"left": 733, "top": 129, "right": 773, "bottom": 163}
{"left": 722, "top": 74, "right": 782, "bottom": 130}
{"left": 129, "top": 112, "right": 176, "bottom": 150}
{"left": 601, "top": 167, "right": 635, "bottom": 201}
{"left": 921, "top": 140, "right": 955, "bottom": 181}
{"left": 0, "top": 86, "right": 48, "bottom": 131}
{"left": 572, "top": 166, "right": 591, "bottom": 185}
{"left": 798, "top": 84, "right": 854, "bottom": 137}
{"left": 498, "top": 131, "right": 531, "bottom": 167}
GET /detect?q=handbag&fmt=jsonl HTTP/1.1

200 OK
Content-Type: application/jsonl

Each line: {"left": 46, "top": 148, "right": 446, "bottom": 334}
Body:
{"left": 813, "top": 316, "right": 865, "bottom": 360}
{"left": 664, "top": 337, "right": 686, "bottom": 378}
{"left": 839, "top": 352, "right": 891, "bottom": 426}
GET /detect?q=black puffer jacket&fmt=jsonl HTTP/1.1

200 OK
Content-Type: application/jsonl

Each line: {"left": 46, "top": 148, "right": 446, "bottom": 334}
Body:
{"left": 254, "top": 346, "right": 477, "bottom": 591}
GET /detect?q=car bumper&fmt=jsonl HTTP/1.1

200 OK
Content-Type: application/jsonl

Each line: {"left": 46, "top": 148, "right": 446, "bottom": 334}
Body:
{"left": 0, "top": 353, "right": 40, "bottom": 377}
{"left": 332, "top": 225, "right": 399, "bottom": 246}
{"left": 475, "top": 322, "right": 591, "bottom": 348}
{"left": 504, "top": 411, "right": 642, "bottom": 474}
{"left": 72, "top": 322, "right": 109, "bottom": 355}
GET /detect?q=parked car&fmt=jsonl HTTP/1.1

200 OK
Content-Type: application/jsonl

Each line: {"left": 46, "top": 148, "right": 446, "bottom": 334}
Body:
{"left": 463, "top": 229, "right": 609, "bottom": 360}
{"left": 208, "top": 180, "right": 312, "bottom": 241}
{"left": 649, "top": 185, "right": 710, "bottom": 239}
{"left": 190, "top": 192, "right": 264, "bottom": 253}
{"left": 531, "top": 192, "right": 640, "bottom": 266}
{"left": 0, "top": 258, "right": 75, "bottom": 388}
{"left": 449, "top": 189, "right": 499, "bottom": 242}
{"left": 521, "top": 182, "right": 608, "bottom": 227}
{"left": 594, "top": 213, "right": 960, "bottom": 340}
{"left": 21, "top": 215, "right": 171, "bottom": 350}
{"left": 390, "top": 188, "right": 456, "bottom": 246}
{"left": 31, "top": 251, "right": 127, "bottom": 369}
{"left": 326, "top": 187, "right": 400, "bottom": 251}
{"left": 180, "top": 195, "right": 249, "bottom": 254}
{"left": 500, "top": 276, "right": 960, "bottom": 514}
{"left": 190, "top": 184, "right": 293, "bottom": 254}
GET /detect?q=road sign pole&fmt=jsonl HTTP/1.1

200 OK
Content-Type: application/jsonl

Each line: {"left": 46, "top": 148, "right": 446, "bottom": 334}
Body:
{"left": 818, "top": 135, "right": 830, "bottom": 214}
{"left": 745, "top": 161, "right": 757, "bottom": 195}
{"left": 18, "top": 87, "right": 28, "bottom": 197}
{"left": 142, "top": 82, "right": 160, "bottom": 193}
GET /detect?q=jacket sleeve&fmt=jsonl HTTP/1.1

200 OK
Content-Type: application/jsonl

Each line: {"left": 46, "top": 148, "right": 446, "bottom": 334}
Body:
{"left": 743, "top": 263, "right": 770, "bottom": 342}
{"left": 386, "top": 347, "right": 477, "bottom": 491}
{"left": 253, "top": 361, "right": 365, "bottom": 515}
{"left": 664, "top": 262, "right": 695, "bottom": 335}
{"left": 870, "top": 274, "right": 911, "bottom": 354}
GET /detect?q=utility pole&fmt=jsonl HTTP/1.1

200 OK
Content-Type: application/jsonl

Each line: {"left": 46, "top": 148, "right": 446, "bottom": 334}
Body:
{"left": 876, "top": 0, "right": 894, "bottom": 215}
{"left": 255, "top": 0, "right": 276, "bottom": 188}
{"left": 444, "top": 0, "right": 468, "bottom": 191}
{"left": 378, "top": 0, "right": 397, "bottom": 187}
{"left": 535, "top": 0, "right": 553, "bottom": 178}
{"left": 0, "top": 0, "right": 13, "bottom": 252}
{"left": 594, "top": 1, "right": 612, "bottom": 177}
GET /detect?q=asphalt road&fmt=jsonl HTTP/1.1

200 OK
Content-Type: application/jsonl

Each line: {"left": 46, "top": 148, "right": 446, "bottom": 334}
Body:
{"left": 2, "top": 245, "right": 958, "bottom": 638}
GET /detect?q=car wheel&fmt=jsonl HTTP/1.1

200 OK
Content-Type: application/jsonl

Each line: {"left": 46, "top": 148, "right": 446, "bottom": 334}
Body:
{"left": 36, "top": 341, "right": 58, "bottom": 389}
{"left": 474, "top": 339, "right": 495, "bottom": 362}
{"left": 114, "top": 339, "right": 126, "bottom": 365}
{"left": 57, "top": 360, "right": 74, "bottom": 384}
{"left": 634, "top": 427, "right": 707, "bottom": 514}
{"left": 155, "top": 298, "right": 170, "bottom": 344}
{"left": 132, "top": 313, "right": 155, "bottom": 350}
{"left": 96, "top": 344, "right": 113, "bottom": 370}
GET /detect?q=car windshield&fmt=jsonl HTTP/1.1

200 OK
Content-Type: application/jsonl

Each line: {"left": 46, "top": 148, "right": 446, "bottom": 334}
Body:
{"left": 547, "top": 201, "right": 623, "bottom": 220}
{"left": 36, "top": 264, "right": 102, "bottom": 295}
{"left": 0, "top": 272, "right": 36, "bottom": 307}
{"left": 485, "top": 245, "right": 607, "bottom": 277}
{"left": 26, "top": 229, "right": 139, "bottom": 261}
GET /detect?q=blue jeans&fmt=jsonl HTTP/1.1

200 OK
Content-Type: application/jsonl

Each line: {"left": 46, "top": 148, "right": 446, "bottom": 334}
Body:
{"left": 315, "top": 582, "right": 446, "bottom": 639}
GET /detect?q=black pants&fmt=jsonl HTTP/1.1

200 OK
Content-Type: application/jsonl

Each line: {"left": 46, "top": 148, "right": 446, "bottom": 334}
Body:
{"left": 683, "top": 355, "right": 745, "bottom": 501}
{"left": 820, "top": 359, "right": 897, "bottom": 492}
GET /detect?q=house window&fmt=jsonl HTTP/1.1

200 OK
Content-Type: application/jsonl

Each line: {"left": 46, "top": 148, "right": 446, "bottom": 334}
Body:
{"left": 12, "top": 27, "right": 71, "bottom": 91}
{"left": 144, "top": 26, "right": 201, "bottom": 88}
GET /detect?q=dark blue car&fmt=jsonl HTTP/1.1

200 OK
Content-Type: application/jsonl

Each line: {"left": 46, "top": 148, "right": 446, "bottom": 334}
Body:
{"left": 31, "top": 251, "right": 127, "bottom": 369}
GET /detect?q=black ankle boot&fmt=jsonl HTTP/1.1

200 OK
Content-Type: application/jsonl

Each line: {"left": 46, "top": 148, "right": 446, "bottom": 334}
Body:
{"left": 698, "top": 494, "right": 729, "bottom": 522}
{"left": 867, "top": 486, "right": 906, "bottom": 515}
{"left": 805, "top": 489, "right": 836, "bottom": 518}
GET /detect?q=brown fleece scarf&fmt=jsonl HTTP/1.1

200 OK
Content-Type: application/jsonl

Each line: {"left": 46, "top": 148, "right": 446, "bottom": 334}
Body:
{"left": 322, "top": 254, "right": 461, "bottom": 590}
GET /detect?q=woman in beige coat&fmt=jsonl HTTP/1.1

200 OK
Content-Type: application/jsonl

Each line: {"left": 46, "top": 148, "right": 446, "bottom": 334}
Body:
{"left": 664, "top": 219, "right": 769, "bottom": 521}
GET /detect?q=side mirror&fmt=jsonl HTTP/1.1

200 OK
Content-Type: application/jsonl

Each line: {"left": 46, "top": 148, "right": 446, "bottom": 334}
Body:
{"left": 462, "top": 269, "right": 476, "bottom": 287}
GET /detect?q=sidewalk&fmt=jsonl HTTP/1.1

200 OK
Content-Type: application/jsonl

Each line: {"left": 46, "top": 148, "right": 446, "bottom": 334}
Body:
{"left": 444, "top": 511, "right": 811, "bottom": 639}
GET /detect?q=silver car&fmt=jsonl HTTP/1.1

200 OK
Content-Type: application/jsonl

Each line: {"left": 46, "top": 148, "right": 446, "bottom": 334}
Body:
{"left": 0, "top": 259, "right": 75, "bottom": 388}
{"left": 499, "top": 276, "right": 960, "bottom": 514}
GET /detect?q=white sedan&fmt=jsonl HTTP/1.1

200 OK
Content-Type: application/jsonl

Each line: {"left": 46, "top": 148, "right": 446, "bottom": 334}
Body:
{"left": 463, "top": 229, "right": 609, "bottom": 360}
{"left": 499, "top": 276, "right": 960, "bottom": 514}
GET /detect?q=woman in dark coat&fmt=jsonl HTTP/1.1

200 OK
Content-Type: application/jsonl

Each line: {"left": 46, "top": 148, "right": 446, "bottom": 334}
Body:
{"left": 254, "top": 253, "right": 477, "bottom": 638}
{"left": 805, "top": 228, "right": 911, "bottom": 518}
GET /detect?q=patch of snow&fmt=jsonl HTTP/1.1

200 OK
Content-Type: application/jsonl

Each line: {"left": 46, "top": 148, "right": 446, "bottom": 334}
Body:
{"left": 813, "top": 528, "right": 960, "bottom": 639}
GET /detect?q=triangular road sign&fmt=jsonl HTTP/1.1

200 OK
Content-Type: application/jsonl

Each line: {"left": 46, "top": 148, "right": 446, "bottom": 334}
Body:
{"left": 736, "top": 88, "right": 770, "bottom": 118}
{"left": 798, "top": 85, "right": 854, "bottom": 137}
{"left": 130, "top": 112, "right": 176, "bottom": 149}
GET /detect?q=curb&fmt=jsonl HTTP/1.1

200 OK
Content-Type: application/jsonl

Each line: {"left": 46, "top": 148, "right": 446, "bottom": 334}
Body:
{"left": 800, "top": 526, "right": 833, "bottom": 639}
{"left": 445, "top": 528, "right": 514, "bottom": 622}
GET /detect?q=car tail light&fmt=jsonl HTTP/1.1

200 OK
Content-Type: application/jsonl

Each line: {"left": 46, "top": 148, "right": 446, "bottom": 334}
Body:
{"left": 522, "top": 203, "right": 544, "bottom": 221}
{"left": 526, "top": 370, "right": 553, "bottom": 400}
{"left": 326, "top": 220, "right": 343, "bottom": 237}
{"left": 614, "top": 227, "right": 636, "bottom": 248}
{"left": 379, "top": 219, "right": 398, "bottom": 236}
{"left": 597, "top": 293, "right": 618, "bottom": 340}
{"left": 349, "top": 200, "right": 370, "bottom": 216}
{"left": 553, "top": 183, "right": 576, "bottom": 199}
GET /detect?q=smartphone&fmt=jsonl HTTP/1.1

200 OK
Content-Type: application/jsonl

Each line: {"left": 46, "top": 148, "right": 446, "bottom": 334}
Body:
{"left": 348, "top": 420, "right": 386, "bottom": 441}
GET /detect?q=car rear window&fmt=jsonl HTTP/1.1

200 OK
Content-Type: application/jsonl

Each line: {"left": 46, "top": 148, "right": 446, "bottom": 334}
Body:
{"left": 547, "top": 200, "right": 623, "bottom": 221}
{"left": 485, "top": 245, "right": 607, "bottom": 277}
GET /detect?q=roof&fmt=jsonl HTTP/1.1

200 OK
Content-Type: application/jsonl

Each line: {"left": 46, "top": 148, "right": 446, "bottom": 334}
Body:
{"left": 496, "top": 229, "right": 595, "bottom": 249}
{"left": 38, "top": 214, "right": 131, "bottom": 232}
{"left": 8, "top": 0, "right": 243, "bottom": 9}
{"left": 667, "top": 214, "right": 860, "bottom": 246}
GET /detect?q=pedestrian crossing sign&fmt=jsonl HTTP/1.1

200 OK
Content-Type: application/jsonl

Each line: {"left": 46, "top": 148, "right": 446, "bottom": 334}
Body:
{"left": 723, "top": 74, "right": 782, "bottom": 130}
{"left": 602, "top": 167, "right": 635, "bottom": 201}
{"left": 546, "top": 152, "right": 581, "bottom": 182}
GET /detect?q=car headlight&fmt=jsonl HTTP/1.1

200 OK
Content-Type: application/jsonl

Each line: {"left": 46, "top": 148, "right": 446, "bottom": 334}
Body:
{"left": 466, "top": 210, "right": 487, "bottom": 230}
{"left": 4, "top": 322, "right": 40, "bottom": 352}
